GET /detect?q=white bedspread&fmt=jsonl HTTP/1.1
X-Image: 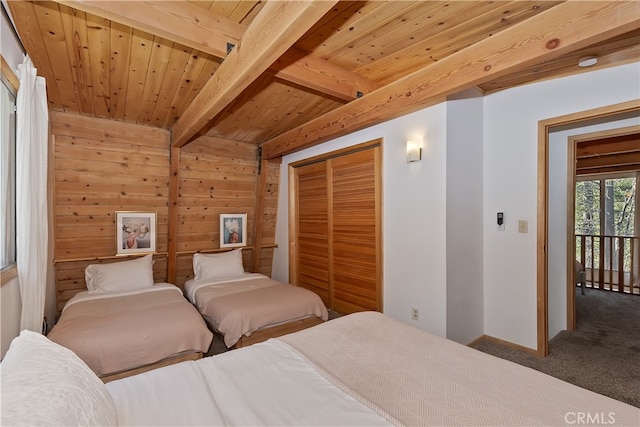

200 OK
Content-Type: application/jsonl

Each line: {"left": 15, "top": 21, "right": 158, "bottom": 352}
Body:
{"left": 106, "top": 339, "right": 391, "bottom": 426}
{"left": 106, "top": 312, "right": 640, "bottom": 426}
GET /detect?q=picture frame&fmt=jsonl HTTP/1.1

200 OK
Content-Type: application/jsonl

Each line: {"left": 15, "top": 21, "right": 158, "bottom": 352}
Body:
{"left": 220, "top": 213, "right": 247, "bottom": 248}
{"left": 116, "top": 211, "right": 157, "bottom": 255}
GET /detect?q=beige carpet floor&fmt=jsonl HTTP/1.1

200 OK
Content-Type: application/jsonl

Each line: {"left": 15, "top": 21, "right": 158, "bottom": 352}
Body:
{"left": 472, "top": 288, "right": 640, "bottom": 408}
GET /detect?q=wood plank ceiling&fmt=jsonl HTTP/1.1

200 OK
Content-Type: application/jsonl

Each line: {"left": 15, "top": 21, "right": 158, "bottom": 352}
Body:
{"left": 576, "top": 132, "right": 640, "bottom": 176}
{"left": 7, "top": 1, "right": 640, "bottom": 158}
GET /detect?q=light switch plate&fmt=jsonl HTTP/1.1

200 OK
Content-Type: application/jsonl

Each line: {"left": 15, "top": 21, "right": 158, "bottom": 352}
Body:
{"left": 518, "top": 220, "right": 528, "bottom": 233}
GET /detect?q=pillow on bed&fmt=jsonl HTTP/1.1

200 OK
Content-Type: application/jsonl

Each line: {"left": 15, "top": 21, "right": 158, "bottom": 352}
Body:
{"left": 85, "top": 253, "right": 154, "bottom": 293}
{"left": 0, "top": 330, "right": 117, "bottom": 426}
{"left": 193, "top": 249, "right": 245, "bottom": 281}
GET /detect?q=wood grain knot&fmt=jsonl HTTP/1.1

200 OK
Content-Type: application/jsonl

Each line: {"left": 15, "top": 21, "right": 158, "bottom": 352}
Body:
{"left": 546, "top": 38, "right": 560, "bottom": 50}
{"left": 484, "top": 65, "right": 492, "bottom": 72}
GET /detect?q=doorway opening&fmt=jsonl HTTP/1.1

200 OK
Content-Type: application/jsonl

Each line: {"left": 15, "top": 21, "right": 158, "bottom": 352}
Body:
{"left": 536, "top": 100, "right": 639, "bottom": 356}
{"left": 567, "top": 129, "right": 640, "bottom": 331}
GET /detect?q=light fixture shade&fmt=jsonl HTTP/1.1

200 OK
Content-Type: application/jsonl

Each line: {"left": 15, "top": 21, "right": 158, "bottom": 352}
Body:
{"left": 406, "top": 140, "right": 421, "bottom": 162}
{"left": 578, "top": 56, "right": 598, "bottom": 67}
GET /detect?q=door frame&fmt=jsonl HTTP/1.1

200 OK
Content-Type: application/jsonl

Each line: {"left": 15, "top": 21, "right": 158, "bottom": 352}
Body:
{"left": 536, "top": 99, "right": 639, "bottom": 356}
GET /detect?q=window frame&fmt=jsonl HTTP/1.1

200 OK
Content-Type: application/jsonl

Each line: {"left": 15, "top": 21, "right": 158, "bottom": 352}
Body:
{"left": 1, "top": 55, "right": 19, "bottom": 284}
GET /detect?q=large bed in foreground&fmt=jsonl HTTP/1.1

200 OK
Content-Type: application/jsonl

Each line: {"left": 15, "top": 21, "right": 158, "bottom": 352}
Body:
{"left": 3, "top": 312, "right": 638, "bottom": 426}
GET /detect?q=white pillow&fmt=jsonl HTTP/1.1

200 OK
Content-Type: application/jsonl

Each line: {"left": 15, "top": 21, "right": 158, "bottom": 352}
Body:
{"left": 193, "top": 249, "right": 245, "bottom": 281}
{"left": 85, "top": 254, "right": 154, "bottom": 293}
{"left": 0, "top": 330, "right": 117, "bottom": 426}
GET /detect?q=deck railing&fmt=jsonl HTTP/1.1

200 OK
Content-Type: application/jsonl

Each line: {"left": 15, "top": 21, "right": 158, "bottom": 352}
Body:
{"left": 576, "top": 234, "right": 640, "bottom": 295}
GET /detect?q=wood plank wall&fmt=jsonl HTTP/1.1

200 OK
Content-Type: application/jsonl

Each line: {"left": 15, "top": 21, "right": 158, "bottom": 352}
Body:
{"left": 52, "top": 111, "right": 170, "bottom": 312}
{"left": 51, "top": 112, "right": 280, "bottom": 314}
{"left": 176, "top": 136, "right": 280, "bottom": 284}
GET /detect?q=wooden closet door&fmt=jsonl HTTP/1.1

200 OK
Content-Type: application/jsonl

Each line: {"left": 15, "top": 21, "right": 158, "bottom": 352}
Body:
{"left": 329, "top": 147, "right": 381, "bottom": 314}
{"left": 293, "top": 162, "right": 330, "bottom": 305}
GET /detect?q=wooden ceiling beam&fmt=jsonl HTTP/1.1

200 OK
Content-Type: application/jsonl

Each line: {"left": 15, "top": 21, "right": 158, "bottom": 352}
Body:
{"left": 577, "top": 134, "right": 640, "bottom": 157}
{"left": 261, "top": 1, "right": 640, "bottom": 159}
{"left": 269, "top": 49, "right": 380, "bottom": 100}
{"left": 52, "top": 0, "right": 237, "bottom": 57}
{"left": 170, "top": 0, "right": 339, "bottom": 148}
{"left": 52, "top": 0, "right": 377, "bottom": 101}
{"left": 576, "top": 151, "right": 640, "bottom": 170}
{"left": 576, "top": 164, "right": 640, "bottom": 176}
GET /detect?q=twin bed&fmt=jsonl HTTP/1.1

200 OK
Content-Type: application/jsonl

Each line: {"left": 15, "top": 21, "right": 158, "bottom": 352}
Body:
{"left": 47, "top": 254, "right": 213, "bottom": 381}
{"left": 185, "top": 249, "right": 327, "bottom": 348}
{"left": 4, "top": 311, "right": 638, "bottom": 426}
{"left": 48, "top": 249, "right": 327, "bottom": 380}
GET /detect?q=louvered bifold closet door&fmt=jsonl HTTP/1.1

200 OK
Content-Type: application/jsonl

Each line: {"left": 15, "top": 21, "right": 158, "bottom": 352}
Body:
{"left": 294, "top": 162, "right": 330, "bottom": 305}
{"left": 329, "top": 147, "right": 382, "bottom": 314}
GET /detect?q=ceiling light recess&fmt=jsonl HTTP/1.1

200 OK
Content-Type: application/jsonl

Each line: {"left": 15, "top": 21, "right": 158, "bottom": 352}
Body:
{"left": 578, "top": 56, "right": 598, "bottom": 67}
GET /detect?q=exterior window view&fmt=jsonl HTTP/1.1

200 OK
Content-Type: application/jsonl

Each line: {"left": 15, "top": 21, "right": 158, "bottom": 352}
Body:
{"left": 576, "top": 174, "right": 639, "bottom": 294}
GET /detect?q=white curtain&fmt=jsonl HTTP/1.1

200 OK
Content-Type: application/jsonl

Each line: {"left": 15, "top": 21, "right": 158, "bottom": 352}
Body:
{"left": 16, "top": 55, "right": 49, "bottom": 333}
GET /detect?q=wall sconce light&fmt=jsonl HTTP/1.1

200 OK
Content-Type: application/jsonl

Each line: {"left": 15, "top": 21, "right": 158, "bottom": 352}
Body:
{"left": 406, "top": 140, "right": 422, "bottom": 162}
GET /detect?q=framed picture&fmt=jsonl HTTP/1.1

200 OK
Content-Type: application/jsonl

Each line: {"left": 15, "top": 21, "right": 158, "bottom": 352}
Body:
{"left": 116, "top": 211, "right": 157, "bottom": 255}
{"left": 220, "top": 213, "right": 247, "bottom": 248}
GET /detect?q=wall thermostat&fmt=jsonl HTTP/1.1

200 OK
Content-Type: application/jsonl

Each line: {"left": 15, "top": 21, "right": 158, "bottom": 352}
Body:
{"left": 497, "top": 212, "right": 505, "bottom": 231}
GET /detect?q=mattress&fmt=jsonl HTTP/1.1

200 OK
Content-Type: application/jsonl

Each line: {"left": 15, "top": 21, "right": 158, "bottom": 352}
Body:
{"left": 47, "top": 283, "right": 213, "bottom": 376}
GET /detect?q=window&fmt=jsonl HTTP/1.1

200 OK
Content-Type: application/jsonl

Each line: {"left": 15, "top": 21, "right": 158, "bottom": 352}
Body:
{"left": 604, "top": 177, "right": 636, "bottom": 237}
{"left": 576, "top": 173, "right": 637, "bottom": 237}
{"left": 576, "top": 172, "right": 639, "bottom": 286}
{"left": 575, "top": 179, "right": 600, "bottom": 236}
{"left": 1, "top": 77, "right": 17, "bottom": 270}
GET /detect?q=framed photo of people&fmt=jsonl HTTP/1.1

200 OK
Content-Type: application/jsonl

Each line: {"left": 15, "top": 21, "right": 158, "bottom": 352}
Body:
{"left": 116, "top": 211, "right": 157, "bottom": 255}
{"left": 220, "top": 213, "right": 247, "bottom": 248}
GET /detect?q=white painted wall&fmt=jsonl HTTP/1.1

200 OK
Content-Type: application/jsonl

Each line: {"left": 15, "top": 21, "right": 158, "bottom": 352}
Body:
{"left": 547, "top": 115, "right": 640, "bottom": 340}
{"left": 446, "top": 89, "right": 484, "bottom": 344}
{"left": 484, "top": 62, "right": 640, "bottom": 349}
{"left": 275, "top": 63, "right": 639, "bottom": 346}
{"left": 1, "top": 276, "right": 21, "bottom": 358}
{"left": 273, "top": 104, "right": 450, "bottom": 337}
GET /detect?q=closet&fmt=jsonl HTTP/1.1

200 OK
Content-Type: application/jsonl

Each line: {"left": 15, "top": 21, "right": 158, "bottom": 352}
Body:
{"left": 289, "top": 140, "right": 382, "bottom": 314}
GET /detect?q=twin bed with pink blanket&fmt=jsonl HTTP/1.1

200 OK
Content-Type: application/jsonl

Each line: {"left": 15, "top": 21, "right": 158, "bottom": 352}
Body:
{"left": 47, "top": 284, "right": 213, "bottom": 381}
{"left": 4, "top": 311, "right": 638, "bottom": 426}
{"left": 47, "top": 255, "right": 213, "bottom": 381}
{"left": 185, "top": 249, "right": 328, "bottom": 348}
{"left": 185, "top": 273, "right": 328, "bottom": 348}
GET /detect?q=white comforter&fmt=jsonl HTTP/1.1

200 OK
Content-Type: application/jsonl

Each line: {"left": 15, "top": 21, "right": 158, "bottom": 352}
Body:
{"left": 106, "top": 339, "right": 391, "bottom": 426}
{"left": 107, "top": 312, "right": 640, "bottom": 426}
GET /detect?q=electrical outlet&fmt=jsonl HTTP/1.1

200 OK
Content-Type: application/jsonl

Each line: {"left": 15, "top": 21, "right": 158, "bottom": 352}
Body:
{"left": 411, "top": 307, "right": 419, "bottom": 321}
